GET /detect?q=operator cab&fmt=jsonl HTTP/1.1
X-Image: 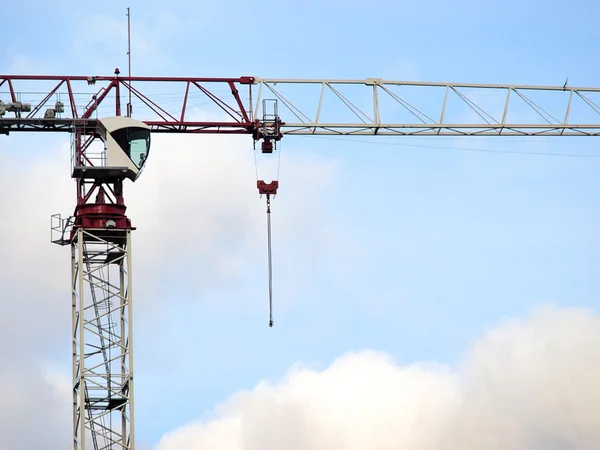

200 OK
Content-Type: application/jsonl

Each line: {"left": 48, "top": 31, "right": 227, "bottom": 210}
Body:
{"left": 96, "top": 116, "right": 151, "bottom": 181}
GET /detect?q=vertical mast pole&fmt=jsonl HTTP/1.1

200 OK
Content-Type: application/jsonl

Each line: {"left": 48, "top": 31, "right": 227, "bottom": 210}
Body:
{"left": 127, "top": 8, "right": 132, "bottom": 117}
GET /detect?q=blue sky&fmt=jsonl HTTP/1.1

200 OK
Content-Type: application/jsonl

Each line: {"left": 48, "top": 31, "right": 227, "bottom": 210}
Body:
{"left": 2, "top": 1, "right": 600, "bottom": 449}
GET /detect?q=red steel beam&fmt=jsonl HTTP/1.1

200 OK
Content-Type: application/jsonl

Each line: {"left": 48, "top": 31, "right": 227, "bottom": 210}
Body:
{"left": 0, "top": 73, "right": 258, "bottom": 134}
{"left": 1, "top": 75, "right": 255, "bottom": 83}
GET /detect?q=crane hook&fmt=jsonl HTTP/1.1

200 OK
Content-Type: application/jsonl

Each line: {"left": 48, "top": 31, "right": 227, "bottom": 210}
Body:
{"left": 258, "top": 180, "right": 278, "bottom": 328}
{"left": 266, "top": 193, "right": 274, "bottom": 327}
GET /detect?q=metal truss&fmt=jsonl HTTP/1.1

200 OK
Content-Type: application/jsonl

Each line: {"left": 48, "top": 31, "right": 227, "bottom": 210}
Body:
{"left": 253, "top": 78, "right": 600, "bottom": 136}
{"left": 2, "top": 73, "right": 600, "bottom": 136}
{"left": 70, "top": 227, "right": 134, "bottom": 450}
{"left": 0, "top": 73, "right": 255, "bottom": 134}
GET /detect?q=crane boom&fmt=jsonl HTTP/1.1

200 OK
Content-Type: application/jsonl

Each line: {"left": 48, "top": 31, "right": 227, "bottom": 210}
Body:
{"left": 2, "top": 73, "right": 600, "bottom": 137}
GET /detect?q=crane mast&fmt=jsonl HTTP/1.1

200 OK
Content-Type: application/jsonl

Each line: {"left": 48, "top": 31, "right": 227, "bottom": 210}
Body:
{"left": 2, "top": 71, "right": 600, "bottom": 450}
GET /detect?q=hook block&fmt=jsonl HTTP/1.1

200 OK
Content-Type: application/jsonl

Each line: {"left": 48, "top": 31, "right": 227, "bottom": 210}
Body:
{"left": 257, "top": 180, "right": 278, "bottom": 195}
{"left": 261, "top": 139, "right": 274, "bottom": 153}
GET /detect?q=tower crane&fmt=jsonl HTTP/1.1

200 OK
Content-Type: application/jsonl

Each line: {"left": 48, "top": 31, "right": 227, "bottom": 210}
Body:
{"left": 2, "top": 71, "right": 600, "bottom": 450}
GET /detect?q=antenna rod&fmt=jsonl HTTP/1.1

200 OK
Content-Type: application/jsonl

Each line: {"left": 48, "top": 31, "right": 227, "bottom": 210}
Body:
{"left": 127, "top": 7, "right": 132, "bottom": 117}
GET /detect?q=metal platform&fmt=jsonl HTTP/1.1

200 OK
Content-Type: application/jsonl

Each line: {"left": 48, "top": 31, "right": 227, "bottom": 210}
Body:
{"left": 72, "top": 166, "right": 136, "bottom": 181}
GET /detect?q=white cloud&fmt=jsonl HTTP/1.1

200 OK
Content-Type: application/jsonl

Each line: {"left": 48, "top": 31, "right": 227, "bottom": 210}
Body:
{"left": 0, "top": 139, "right": 74, "bottom": 355}
{"left": 156, "top": 305, "right": 600, "bottom": 450}
{"left": 0, "top": 363, "right": 71, "bottom": 449}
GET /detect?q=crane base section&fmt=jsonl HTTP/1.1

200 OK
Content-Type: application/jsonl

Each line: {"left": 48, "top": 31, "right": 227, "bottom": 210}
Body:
{"left": 71, "top": 227, "right": 134, "bottom": 450}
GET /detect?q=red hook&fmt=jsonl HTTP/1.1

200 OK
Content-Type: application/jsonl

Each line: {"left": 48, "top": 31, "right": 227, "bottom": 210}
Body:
{"left": 257, "top": 180, "right": 278, "bottom": 195}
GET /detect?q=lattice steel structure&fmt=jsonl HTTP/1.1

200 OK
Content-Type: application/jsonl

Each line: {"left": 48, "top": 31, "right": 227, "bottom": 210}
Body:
{"left": 3, "top": 73, "right": 600, "bottom": 137}
{"left": 253, "top": 78, "right": 600, "bottom": 136}
{"left": 4, "top": 70, "right": 600, "bottom": 450}
{"left": 70, "top": 227, "right": 134, "bottom": 450}
{"left": 52, "top": 188, "right": 136, "bottom": 450}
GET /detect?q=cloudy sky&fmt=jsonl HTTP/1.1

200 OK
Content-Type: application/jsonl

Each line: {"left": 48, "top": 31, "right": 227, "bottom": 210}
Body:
{"left": 2, "top": 0, "right": 600, "bottom": 449}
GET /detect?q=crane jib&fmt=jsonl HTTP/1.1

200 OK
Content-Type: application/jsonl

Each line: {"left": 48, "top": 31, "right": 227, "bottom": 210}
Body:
{"left": 2, "top": 73, "right": 600, "bottom": 137}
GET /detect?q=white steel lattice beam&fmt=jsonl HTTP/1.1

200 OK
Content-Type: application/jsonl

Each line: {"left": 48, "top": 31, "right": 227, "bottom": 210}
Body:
{"left": 72, "top": 228, "right": 134, "bottom": 450}
{"left": 253, "top": 78, "right": 600, "bottom": 136}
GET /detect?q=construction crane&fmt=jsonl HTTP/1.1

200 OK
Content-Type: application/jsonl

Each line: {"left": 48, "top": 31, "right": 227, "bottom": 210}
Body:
{"left": 2, "top": 71, "right": 600, "bottom": 450}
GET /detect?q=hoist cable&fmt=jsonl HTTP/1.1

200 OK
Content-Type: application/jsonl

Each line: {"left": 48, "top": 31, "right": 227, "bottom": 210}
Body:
{"left": 277, "top": 139, "right": 283, "bottom": 181}
{"left": 266, "top": 194, "right": 274, "bottom": 327}
{"left": 253, "top": 146, "right": 259, "bottom": 181}
{"left": 253, "top": 136, "right": 281, "bottom": 328}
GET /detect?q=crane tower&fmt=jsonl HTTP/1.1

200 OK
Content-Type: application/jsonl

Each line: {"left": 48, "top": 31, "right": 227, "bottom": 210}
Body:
{"left": 2, "top": 71, "right": 600, "bottom": 450}
{"left": 51, "top": 116, "right": 150, "bottom": 449}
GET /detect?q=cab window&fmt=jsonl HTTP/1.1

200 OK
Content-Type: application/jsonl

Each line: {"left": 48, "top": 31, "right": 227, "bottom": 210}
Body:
{"left": 110, "top": 127, "right": 150, "bottom": 169}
